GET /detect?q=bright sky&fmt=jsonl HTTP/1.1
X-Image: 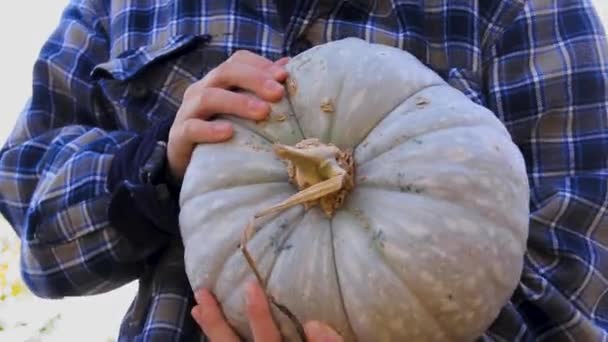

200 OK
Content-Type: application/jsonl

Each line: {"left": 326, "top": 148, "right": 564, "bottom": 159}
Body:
{"left": 0, "top": 2, "right": 67, "bottom": 142}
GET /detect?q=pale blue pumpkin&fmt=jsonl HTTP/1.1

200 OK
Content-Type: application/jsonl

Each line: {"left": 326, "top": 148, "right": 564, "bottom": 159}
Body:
{"left": 179, "top": 38, "right": 529, "bottom": 342}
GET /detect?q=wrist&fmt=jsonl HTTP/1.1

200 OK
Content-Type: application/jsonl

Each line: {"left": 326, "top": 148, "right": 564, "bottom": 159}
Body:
{"left": 108, "top": 115, "right": 181, "bottom": 240}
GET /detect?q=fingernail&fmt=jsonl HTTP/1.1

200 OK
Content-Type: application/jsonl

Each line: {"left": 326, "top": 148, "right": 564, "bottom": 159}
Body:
{"left": 194, "top": 290, "right": 203, "bottom": 303}
{"left": 325, "top": 334, "right": 343, "bottom": 342}
{"left": 264, "top": 79, "right": 283, "bottom": 93}
{"left": 306, "top": 321, "right": 323, "bottom": 335}
{"left": 211, "top": 122, "right": 231, "bottom": 132}
{"left": 269, "top": 66, "right": 287, "bottom": 79}
{"left": 248, "top": 99, "right": 266, "bottom": 112}
{"left": 275, "top": 57, "right": 290, "bottom": 65}
{"left": 191, "top": 307, "right": 200, "bottom": 320}
{"left": 245, "top": 282, "right": 256, "bottom": 305}
{"left": 305, "top": 321, "right": 342, "bottom": 342}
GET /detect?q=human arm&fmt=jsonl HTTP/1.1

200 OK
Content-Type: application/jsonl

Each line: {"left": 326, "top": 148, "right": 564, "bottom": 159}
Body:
{"left": 0, "top": 0, "right": 159, "bottom": 298}
{"left": 0, "top": 0, "right": 287, "bottom": 299}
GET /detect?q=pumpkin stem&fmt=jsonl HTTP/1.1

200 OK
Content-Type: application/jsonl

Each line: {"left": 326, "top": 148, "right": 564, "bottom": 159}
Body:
{"left": 240, "top": 220, "right": 307, "bottom": 341}
{"left": 239, "top": 138, "right": 355, "bottom": 341}
{"left": 271, "top": 138, "right": 355, "bottom": 217}
{"left": 254, "top": 174, "right": 345, "bottom": 218}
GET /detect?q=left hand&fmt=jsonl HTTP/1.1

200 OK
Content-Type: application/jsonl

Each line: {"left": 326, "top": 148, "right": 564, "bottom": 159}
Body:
{"left": 192, "top": 281, "right": 343, "bottom": 342}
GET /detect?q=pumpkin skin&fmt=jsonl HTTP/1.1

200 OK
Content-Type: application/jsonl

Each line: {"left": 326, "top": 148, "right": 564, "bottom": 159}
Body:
{"left": 179, "top": 38, "right": 530, "bottom": 341}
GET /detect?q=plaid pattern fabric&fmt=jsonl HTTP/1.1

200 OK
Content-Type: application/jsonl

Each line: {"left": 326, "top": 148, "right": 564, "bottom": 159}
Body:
{"left": 0, "top": 0, "right": 607, "bottom": 340}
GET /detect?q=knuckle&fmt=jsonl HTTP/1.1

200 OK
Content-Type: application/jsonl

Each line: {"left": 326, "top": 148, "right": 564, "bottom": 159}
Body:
{"left": 231, "top": 49, "right": 250, "bottom": 61}
{"left": 184, "top": 78, "right": 211, "bottom": 100}
{"left": 177, "top": 96, "right": 197, "bottom": 119}
{"left": 168, "top": 124, "right": 179, "bottom": 141}
{"left": 183, "top": 81, "right": 198, "bottom": 99}
{"left": 196, "top": 87, "right": 212, "bottom": 103}
{"left": 195, "top": 88, "right": 221, "bottom": 113}
{"left": 180, "top": 121, "right": 194, "bottom": 140}
{"left": 201, "top": 67, "right": 221, "bottom": 86}
{"left": 182, "top": 119, "right": 204, "bottom": 140}
{"left": 191, "top": 88, "right": 213, "bottom": 113}
{"left": 237, "top": 93, "right": 251, "bottom": 109}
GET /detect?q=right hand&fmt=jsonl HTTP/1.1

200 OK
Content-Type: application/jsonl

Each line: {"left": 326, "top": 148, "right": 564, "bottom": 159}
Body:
{"left": 192, "top": 281, "right": 343, "bottom": 342}
{"left": 167, "top": 50, "right": 289, "bottom": 181}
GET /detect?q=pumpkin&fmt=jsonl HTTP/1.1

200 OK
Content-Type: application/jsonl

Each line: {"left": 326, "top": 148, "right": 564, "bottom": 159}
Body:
{"left": 179, "top": 37, "right": 530, "bottom": 341}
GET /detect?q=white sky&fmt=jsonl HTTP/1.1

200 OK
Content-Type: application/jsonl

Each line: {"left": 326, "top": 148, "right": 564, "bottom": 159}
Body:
{"left": 0, "top": 2, "right": 69, "bottom": 142}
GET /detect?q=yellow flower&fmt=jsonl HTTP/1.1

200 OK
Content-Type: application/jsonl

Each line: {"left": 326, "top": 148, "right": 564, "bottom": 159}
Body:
{"left": 0, "top": 235, "right": 30, "bottom": 301}
{"left": 0, "top": 262, "right": 7, "bottom": 288}
{"left": 10, "top": 281, "right": 26, "bottom": 297}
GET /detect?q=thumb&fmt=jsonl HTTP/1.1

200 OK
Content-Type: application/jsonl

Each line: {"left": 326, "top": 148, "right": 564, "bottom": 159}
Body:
{"left": 304, "top": 321, "right": 343, "bottom": 342}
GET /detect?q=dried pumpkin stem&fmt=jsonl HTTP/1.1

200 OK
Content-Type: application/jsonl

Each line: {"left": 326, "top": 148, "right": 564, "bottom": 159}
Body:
{"left": 240, "top": 221, "right": 265, "bottom": 287}
{"left": 239, "top": 138, "right": 355, "bottom": 342}
{"left": 272, "top": 138, "right": 355, "bottom": 217}
{"left": 254, "top": 174, "right": 345, "bottom": 218}
{"left": 240, "top": 220, "right": 307, "bottom": 341}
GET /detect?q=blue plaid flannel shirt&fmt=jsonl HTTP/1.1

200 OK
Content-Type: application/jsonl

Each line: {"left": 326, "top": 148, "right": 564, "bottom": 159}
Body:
{"left": 1, "top": 0, "right": 607, "bottom": 341}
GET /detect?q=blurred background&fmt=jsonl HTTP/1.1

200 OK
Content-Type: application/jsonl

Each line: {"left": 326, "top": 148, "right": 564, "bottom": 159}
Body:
{"left": 0, "top": 1, "right": 607, "bottom": 341}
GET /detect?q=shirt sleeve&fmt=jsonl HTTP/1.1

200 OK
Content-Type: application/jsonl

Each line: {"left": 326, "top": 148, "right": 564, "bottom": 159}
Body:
{"left": 0, "top": 0, "right": 179, "bottom": 299}
{"left": 482, "top": 1, "right": 608, "bottom": 340}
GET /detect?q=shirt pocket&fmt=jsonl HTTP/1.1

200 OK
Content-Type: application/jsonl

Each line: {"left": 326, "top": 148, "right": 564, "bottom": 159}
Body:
{"left": 91, "top": 34, "right": 216, "bottom": 132}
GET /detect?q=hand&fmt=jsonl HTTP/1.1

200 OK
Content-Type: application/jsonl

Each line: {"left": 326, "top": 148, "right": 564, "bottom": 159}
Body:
{"left": 167, "top": 50, "right": 290, "bottom": 181}
{"left": 191, "top": 281, "right": 343, "bottom": 342}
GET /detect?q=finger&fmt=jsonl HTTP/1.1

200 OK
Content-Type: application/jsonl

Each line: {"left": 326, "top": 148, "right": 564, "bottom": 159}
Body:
{"left": 180, "top": 87, "right": 270, "bottom": 121}
{"left": 274, "top": 57, "right": 290, "bottom": 66}
{"left": 167, "top": 119, "right": 233, "bottom": 181}
{"left": 267, "top": 64, "right": 289, "bottom": 82}
{"left": 304, "top": 321, "right": 344, "bottom": 342}
{"left": 192, "top": 289, "right": 240, "bottom": 342}
{"left": 245, "top": 281, "right": 281, "bottom": 342}
{"left": 181, "top": 118, "right": 233, "bottom": 144}
{"left": 199, "top": 62, "right": 285, "bottom": 101}
{"left": 266, "top": 57, "right": 290, "bottom": 81}
{"left": 229, "top": 50, "right": 288, "bottom": 81}
{"left": 229, "top": 49, "right": 275, "bottom": 70}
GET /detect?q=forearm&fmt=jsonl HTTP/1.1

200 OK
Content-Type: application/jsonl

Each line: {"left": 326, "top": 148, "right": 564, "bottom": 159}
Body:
{"left": 0, "top": 0, "right": 189, "bottom": 297}
{"left": 0, "top": 118, "right": 180, "bottom": 297}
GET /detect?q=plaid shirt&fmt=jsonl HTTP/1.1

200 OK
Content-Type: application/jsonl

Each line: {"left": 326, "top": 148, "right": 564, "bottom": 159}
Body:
{"left": 1, "top": 0, "right": 607, "bottom": 340}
